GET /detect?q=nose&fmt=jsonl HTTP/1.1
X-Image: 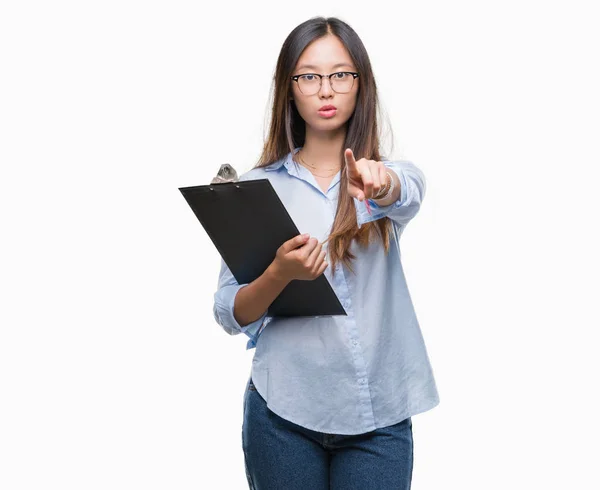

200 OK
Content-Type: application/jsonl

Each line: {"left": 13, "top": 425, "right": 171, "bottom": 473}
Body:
{"left": 319, "top": 75, "right": 334, "bottom": 97}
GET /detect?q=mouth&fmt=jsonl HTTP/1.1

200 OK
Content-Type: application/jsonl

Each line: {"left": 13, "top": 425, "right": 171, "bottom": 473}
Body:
{"left": 317, "top": 105, "right": 337, "bottom": 118}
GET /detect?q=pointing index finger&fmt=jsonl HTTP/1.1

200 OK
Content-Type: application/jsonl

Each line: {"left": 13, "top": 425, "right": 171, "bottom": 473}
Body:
{"left": 344, "top": 148, "right": 357, "bottom": 170}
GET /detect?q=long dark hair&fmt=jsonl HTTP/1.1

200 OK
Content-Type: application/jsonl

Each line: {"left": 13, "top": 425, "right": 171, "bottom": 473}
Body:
{"left": 253, "top": 16, "right": 395, "bottom": 275}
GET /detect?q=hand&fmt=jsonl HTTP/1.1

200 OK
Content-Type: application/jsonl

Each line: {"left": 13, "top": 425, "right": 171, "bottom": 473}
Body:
{"left": 269, "top": 234, "right": 328, "bottom": 283}
{"left": 344, "top": 148, "right": 389, "bottom": 201}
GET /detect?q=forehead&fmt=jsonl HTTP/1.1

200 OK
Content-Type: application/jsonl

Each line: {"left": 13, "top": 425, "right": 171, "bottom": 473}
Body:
{"left": 295, "top": 36, "right": 355, "bottom": 72}
{"left": 296, "top": 62, "right": 354, "bottom": 72}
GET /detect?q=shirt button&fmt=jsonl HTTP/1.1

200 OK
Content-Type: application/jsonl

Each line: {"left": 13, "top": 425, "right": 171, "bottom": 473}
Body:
{"left": 359, "top": 379, "right": 365, "bottom": 384}
{"left": 352, "top": 340, "right": 358, "bottom": 346}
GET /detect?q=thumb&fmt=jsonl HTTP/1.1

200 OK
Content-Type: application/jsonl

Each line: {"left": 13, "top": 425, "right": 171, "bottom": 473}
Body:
{"left": 283, "top": 233, "right": 310, "bottom": 252}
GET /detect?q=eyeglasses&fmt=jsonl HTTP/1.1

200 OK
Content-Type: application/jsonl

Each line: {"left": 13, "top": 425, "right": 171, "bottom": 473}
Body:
{"left": 290, "top": 71, "right": 359, "bottom": 95}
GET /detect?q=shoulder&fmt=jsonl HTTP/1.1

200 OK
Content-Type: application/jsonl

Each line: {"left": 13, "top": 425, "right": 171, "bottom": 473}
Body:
{"left": 238, "top": 156, "right": 286, "bottom": 181}
{"left": 239, "top": 167, "right": 267, "bottom": 182}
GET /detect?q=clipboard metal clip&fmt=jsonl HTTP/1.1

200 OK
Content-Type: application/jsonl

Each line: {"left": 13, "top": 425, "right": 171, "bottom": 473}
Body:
{"left": 210, "top": 164, "right": 239, "bottom": 185}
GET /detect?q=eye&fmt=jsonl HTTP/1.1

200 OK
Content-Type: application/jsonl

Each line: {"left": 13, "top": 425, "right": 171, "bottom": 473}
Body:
{"left": 300, "top": 74, "right": 317, "bottom": 81}
{"left": 334, "top": 72, "right": 348, "bottom": 79}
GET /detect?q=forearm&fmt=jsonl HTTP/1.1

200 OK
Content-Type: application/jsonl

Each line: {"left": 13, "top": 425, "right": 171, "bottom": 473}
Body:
{"left": 372, "top": 168, "right": 401, "bottom": 206}
{"left": 233, "top": 264, "right": 290, "bottom": 327}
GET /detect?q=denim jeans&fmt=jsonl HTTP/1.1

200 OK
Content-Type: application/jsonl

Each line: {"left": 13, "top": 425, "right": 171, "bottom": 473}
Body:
{"left": 242, "top": 376, "right": 414, "bottom": 490}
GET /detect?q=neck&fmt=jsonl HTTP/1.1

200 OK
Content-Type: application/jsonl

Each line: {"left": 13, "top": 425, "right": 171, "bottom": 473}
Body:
{"left": 296, "top": 126, "right": 346, "bottom": 170}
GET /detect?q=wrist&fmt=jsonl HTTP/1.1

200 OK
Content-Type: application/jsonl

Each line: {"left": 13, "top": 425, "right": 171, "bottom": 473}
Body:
{"left": 373, "top": 170, "right": 392, "bottom": 200}
{"left": 266, "top": 262, "right": 291, "bottom": 286}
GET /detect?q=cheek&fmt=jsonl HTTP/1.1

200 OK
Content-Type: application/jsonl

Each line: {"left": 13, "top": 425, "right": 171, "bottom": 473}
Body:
{"left": 293, "top": 99, "right": 311, "bottom": 118}
{"left": 290, "top": 90, "right": 307, "bottom": 112}
{"left": 348, "top": 94, "right": 358, "bottom": 112}
{"left": 339, "top": 99, "right": 357, "bottom": 120}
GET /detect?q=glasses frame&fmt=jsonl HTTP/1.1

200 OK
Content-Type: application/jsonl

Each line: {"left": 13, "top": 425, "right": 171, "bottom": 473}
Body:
{"left": 290, "top": 71, "right": 360, "bottom": 95}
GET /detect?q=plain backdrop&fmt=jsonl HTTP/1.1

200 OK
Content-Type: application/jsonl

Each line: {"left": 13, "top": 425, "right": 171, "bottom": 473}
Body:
{"left": 1, "top": 1, "right": 599, "bottom": 489}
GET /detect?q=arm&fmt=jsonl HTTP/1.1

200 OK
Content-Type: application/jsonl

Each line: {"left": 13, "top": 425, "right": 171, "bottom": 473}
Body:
{"left": 233, "top": 264, "right": 289, "bottom": 327}
{"left": 355, "top": 160, "right": 426, "bottom": 228}
{"left": 213, "top": 257, "right": 289, "bottom": 347}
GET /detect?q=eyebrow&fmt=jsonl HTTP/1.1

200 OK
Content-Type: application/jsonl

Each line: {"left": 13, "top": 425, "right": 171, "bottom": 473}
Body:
{"left": 296, "top": 62, "right": 354, "bottom": 71}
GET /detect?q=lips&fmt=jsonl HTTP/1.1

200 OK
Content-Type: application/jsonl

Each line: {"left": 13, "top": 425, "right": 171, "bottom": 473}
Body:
{"left": 317, "top": 107, "right": 337, "bottom": 118}
{"left": 319, "top": 105, "right": 337, "bottom": 111}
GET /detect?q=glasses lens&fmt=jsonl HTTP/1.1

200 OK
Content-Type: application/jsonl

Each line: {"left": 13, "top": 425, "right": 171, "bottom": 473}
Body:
{"left": 298, "top": 74, "right": 321, "bottom": 95}
{"left": 330, "top": 72, "right": 354, "bottom": 93}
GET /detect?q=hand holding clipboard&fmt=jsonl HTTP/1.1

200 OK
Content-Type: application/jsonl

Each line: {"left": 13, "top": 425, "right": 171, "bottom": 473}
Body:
{"left": 179, "top": 169, "right": 346, "bottom": 318}
{"left": 269, "top": 233, "right": 329, "bottom": 283}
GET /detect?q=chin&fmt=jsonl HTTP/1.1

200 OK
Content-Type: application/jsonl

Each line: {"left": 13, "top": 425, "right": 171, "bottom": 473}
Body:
{"left": 310, "top": 114, "right": 348, "bottom": 126}
{"left": 309, "top": 122, "right": 345, "bottom": 133}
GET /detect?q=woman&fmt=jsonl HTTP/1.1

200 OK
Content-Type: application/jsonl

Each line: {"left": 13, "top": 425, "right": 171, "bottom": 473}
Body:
{"left": 212, "top": 16, "right": 440, "bottom": 490}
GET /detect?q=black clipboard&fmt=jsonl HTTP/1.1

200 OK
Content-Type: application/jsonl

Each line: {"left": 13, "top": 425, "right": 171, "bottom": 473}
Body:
{"left": 179, "top": 178, "right": 347, "bottom": 318}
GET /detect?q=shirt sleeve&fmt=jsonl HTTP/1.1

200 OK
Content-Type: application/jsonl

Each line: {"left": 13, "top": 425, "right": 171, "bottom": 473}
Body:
{"left": 212, "top": 256, "right": 273, "bottom": 350}
{"left": 354, "top": 160, "right": 426, "bottom": 229}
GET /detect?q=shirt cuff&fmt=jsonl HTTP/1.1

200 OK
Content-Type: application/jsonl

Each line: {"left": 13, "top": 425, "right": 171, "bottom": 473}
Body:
{"left": 213, "top": 283, "right": 272, "bottom": 349}
{"left": 354, "top": 160, "right": 425, "bottom": 228}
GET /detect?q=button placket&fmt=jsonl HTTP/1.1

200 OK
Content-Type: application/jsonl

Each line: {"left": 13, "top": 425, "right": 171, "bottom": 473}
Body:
{"left": 332, "top": 265, "right": 375, "bottom": 428}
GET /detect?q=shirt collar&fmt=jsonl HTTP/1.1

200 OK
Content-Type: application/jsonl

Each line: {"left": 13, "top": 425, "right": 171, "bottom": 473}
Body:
{"left": 264, "top": 147, "right": 302, "bottom": 171}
